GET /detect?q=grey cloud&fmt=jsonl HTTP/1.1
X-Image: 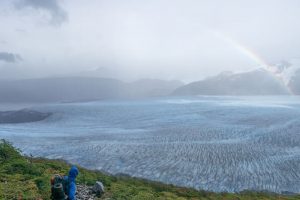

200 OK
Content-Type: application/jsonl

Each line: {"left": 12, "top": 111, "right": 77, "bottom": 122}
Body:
{"left": 0, "top": 52, "right": 22, "bottom": 63}
{"left": 15, "top": 28, "right": 26, "bottom": 33}
{"left": 15, "top": 0, "right": 67, "bottom": 25}
{"left": 1, "top": 0, "right": 300, "bottom": 81}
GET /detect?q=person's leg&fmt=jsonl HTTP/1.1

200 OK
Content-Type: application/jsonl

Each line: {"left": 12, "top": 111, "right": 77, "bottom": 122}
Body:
{"left": 68, "top": 181, "right": 76, "bottom": 200}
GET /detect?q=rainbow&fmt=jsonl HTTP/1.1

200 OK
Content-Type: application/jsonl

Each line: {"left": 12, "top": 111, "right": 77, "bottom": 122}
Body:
{"left": 212, "top": 31, "right": 294, "bottom": 95}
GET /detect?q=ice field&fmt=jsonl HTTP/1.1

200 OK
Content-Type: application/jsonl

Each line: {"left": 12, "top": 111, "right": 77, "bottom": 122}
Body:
{"left": 1, "top": 96, "right": 300, "bottom": 193}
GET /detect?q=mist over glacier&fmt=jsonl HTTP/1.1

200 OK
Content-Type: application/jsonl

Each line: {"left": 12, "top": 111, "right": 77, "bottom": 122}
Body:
{"left": 0, "top": 96, "right": 300, "bottom": 193}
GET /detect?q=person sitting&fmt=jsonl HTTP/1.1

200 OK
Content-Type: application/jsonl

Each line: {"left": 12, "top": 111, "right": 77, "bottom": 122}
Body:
{"left": 50, "top": 165, "right": 79, "bottom": 200}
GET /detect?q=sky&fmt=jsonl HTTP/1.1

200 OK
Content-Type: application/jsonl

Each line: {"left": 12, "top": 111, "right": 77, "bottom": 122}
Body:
{"left": 0, "top": 0, "right": 300, "bottom": 82}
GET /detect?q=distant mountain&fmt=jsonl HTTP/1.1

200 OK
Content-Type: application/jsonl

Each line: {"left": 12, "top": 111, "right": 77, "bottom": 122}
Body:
{"left": 0, "top": 77, "right": 183, "bottom": 103}
{"left": 172, "top": 69, "right": 290, "bottom": 96}
{"left": 75, "top": 67, "right": 117, "bottom": 79}
{"left": 288, "top": 68, "right": 300, "bottom": 95}
{"left": 271, "top": 59, "right": 299, "bottom": 85}
{"left": 127, "top": 79, "right": 183, "bottom": 98}
{"left": 265, "top": 58, "right": 300, "bottom": 95}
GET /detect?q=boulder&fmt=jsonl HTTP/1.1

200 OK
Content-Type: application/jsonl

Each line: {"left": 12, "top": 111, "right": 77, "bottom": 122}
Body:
{"left": 92, "top": 181, "right": 105, "bottom": 196}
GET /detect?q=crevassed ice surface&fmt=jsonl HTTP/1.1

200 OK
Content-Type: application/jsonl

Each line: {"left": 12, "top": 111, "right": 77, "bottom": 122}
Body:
{"left": 1, "top": 96, "right": 300, "bottom": 193}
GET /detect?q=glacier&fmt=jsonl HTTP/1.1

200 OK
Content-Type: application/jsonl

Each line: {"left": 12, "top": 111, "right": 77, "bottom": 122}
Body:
{"left": 0, "top": 96, "right": 300, "bottom": 193}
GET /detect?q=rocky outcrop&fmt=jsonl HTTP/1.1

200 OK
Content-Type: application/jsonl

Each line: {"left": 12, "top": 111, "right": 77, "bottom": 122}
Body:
{"left": 92, "top": 181, "right": 105, "bottom": 196}
{"left": 76, "top": 184, "right": 96, "bottom": 200}
{"left": 0, "top": 109, "right": 51, "bottom": 124}
{"left": 76, "top": 182, "right": 105, "bottom": 200}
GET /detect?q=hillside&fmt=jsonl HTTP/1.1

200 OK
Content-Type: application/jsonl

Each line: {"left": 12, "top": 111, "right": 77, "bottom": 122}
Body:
{"left": 1, "top": 139, "right": 299, "bottom": 200}
{"left": 172, "top": 69, "right": 290, "bottom": 96}
{"left": 0, "top": 77, "right": 183, "bottom": 103}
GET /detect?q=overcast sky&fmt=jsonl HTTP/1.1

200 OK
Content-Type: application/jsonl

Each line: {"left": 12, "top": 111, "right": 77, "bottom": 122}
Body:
{"left": 0, "top": 0, "right": 300, "bottom": 82}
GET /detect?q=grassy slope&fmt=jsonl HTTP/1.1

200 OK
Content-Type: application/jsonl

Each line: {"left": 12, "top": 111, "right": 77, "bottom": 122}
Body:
{"left": 0, "top": 140, "right": 299, "bottom": 200}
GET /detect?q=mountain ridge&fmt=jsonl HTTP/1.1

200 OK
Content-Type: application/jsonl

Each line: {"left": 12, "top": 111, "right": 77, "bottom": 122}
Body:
{"left": 172, "top": 69, "right": 291, "bottom": 96}
{"left": 0, "top": 77, "right": 183, "bottom": 103}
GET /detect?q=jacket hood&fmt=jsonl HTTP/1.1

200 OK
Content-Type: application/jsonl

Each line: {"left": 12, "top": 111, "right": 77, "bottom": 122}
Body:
{"left": 68, "top": 166, "right": 79, "bottom": 180}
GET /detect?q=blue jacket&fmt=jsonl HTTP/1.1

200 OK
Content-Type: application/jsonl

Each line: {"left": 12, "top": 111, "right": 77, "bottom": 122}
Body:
{"left": 68, "top": 166, "right": 79, "bottom": 200}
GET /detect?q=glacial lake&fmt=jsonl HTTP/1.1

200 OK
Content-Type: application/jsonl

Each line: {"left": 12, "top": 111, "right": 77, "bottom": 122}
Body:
{"left": 1, "top": 96, "right": 300, "bottom": 193}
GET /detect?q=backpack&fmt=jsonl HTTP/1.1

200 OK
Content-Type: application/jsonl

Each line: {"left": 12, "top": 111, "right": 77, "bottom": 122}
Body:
{"left": 50, "top": 174, "right": 70, "bottom": 200}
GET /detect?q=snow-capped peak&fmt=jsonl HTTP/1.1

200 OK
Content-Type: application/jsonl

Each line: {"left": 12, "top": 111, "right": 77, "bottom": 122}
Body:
{"left": 269, "top": 58, "right": 300, "bottom": 85}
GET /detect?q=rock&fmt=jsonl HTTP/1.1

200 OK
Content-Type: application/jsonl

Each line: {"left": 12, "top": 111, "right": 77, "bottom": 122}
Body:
{"left": 92, "top": 181, "right": 105, "bottom": 196}
{"left": 0, "top": 109, "right": 51, "bottom": 124}
{"left": 76, "top": 184, "right": 96, "bottom": 200}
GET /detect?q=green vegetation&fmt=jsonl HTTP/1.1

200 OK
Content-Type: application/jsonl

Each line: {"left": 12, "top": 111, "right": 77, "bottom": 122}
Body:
{"left": 0, "top": 139, "right": 299, "bottom": 200}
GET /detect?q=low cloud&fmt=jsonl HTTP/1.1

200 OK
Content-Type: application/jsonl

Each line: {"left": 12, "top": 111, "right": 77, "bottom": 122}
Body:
{"left": 15, "top": 0, "right": 67, "bottom": 25}
{"left": 0, "top": 52, "right": 22, "bottom": 63}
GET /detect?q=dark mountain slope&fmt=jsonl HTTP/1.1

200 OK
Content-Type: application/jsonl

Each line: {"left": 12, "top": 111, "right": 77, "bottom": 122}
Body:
{"left": 0, "top": 77, "right": 183, "bottom": 102}
{"left": 172, "top": 69, "right": 289, "bottom": 96}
